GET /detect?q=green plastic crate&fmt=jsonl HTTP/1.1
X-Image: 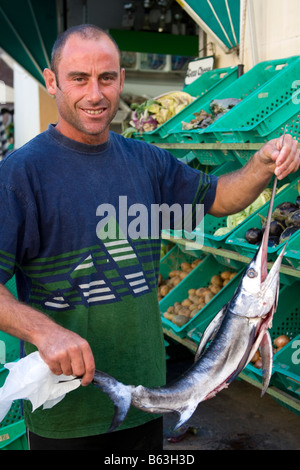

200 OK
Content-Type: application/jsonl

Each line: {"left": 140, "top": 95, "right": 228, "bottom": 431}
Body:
{"left": 0, "top": 363, "right": 28, "bottom": 450}
{"left": 273, "top": 334, "right": 300, "bottom": 401}
{"left": 167, "top": 57, "right": 299, "bottom": 165}
{"left": 193, "top": 166, "right": 296, "bottom": 251}
{"left": 160, "top": 254, "right": 243, "bottom": 338}
{"left": 133, "top": 66, "right": 239, "bottom": 145}
{"left": 283, "top": 230, "right": 300, "bottom": 270}
{"left": 194, "top": 281, "right": 300, "bottom": 390}
{"left": 0, "top": 421, "right": 28, "bottom": 451}
{"left": 225, "top": 176, "right": 300, "bottom": 261}
{"left": 0, "top": 276, "right": 27, "bottom": 451}
{"left": 207, "top": 56, "right": 300, "bottom": 143}
{"left": 0, "top": 329, "right": 27, "bottom": 450}
{"left": 159, "top": 243, "right": 205, "bottom": 281}
{"left": 4, "top": 276, "right": 17, "bottom": 298}
{"left": 192, "top": 160, "right": 243, "bottom": 249}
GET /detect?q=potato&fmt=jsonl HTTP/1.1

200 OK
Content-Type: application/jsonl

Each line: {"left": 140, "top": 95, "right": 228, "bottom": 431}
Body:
{"left": 169, "top": 270, "right": 180, "bottom": 278}
{"left": 181, "top": 298, "right": 192, "bottom": 307}
{"left": 210, "top": 274, "right": 223, "bottom": 286}
{"left": 172, "top": 315, "right": 189, "bottom": 327}
{"left": 204, "top": 292, "right": 214, "bottom": 304}
{"left": 209, "top": 284, "right": 221, "bottom": 295}
{"left": 191, "top": 259, "right": 202, "bottom": 268}
{"left": 188, "top": 288, "right": 196, "bottom": 296}
{"left": 181, "top": 262, "right": 192, "bottom": 272}
{"left": 189, "top": 308, "right": 199, "bottom": 318}
{"left": 179, "top": 306, "right": 192, "bottom": 317}
{"left": 172, "top": 277, "right": 181, "bottom": 287}
{"left": 179, "top": 271, "right": 188, "bottom": 280}
{"left": 196, "top": 287, "right": 210, "bottom": 297}
{"left": 174, "top": 303, "right": 182, "bottom": 314}
{"left": 160, "top": 285, "right": 170, "bottom": 297}
{"left": 163, "top": 311, "right": 174, "bottom": 321}
{"left": 220, "top": 271, "right": 232, "bottom": 280}
{"left": 189, "top": 294, "right": 200, "bottom": 304}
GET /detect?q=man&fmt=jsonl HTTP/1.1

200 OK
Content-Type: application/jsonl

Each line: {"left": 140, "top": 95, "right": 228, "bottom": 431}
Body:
{"left": 0, "top": 24, "right": 298, "bottom": 450}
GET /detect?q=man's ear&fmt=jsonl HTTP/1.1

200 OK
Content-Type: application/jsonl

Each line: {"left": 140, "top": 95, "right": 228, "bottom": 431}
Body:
{"left": 120, "top": 67, "right": 125, "bottom": 94}
{"left": 43, "top": 68, "right": 58, "bottom": 95}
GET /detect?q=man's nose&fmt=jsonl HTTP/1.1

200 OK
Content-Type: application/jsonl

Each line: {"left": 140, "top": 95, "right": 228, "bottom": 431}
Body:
{"left": 87, "top": 79, "right": 103, "bottom": 102}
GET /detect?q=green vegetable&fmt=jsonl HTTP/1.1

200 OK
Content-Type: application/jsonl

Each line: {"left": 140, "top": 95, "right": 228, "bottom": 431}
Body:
{"left": 213, "top": 188, "right": 273, "bottom": 236}
{"left": 213, "top": 227, "right": 231, "bottom": 237}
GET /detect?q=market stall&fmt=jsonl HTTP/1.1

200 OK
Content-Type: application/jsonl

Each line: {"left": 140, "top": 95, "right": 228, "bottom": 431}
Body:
{"left": 0, "top": 0, "right": 299, "bottom": 451}
{"left": 126, "top": 55, "right": 300, "bottom": 420}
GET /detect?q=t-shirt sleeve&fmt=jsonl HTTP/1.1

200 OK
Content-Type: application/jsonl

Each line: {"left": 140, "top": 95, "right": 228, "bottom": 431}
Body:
{"left": 0, "top": 183, "right": 39, "bottom": 285}
{"left": 157, "top": 148, "right": 218, "bottom": 232}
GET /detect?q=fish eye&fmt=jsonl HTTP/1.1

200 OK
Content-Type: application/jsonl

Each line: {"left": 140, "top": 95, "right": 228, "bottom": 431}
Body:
{"left": 247, "top": 268, "right": 258, "bottom": 278}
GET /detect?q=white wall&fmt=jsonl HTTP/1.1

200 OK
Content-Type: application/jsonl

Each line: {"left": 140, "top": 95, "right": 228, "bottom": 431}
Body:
{"left": 13, "top": 63, "right": 40, "bottom": 149}
{"left": 213, "top": 0, "right": 300, "bottom": 72}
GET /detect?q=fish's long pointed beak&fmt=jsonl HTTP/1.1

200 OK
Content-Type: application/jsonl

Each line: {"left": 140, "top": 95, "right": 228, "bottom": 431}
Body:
{"left": 256, "top": 177, "right": 278, "bottom": 283}
{"left": 263, "top": 239, "right": 288, "bottom": 290}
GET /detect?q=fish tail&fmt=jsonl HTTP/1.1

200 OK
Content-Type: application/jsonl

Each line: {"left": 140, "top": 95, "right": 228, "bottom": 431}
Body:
{"left": 174, "top": 403, "right": 198, "bottom": 430}
{"left": 93, "top": 370, "right": 132, "bottom": 432}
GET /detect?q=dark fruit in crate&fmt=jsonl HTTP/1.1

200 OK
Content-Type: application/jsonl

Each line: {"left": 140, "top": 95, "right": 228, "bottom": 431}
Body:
{"left": 262, "top": 220, "right": 285, "bottom": 237}
{"left": 268, "top": 236, "right": 279, "bottom": 247}
{"left": 279, "top": 225, "right": 300, "bottom": 244}
{"left": 272, "top": 202, "right": 298, "bottom": 223}
{"left": 286, "top": 209, "right": 300, "bottom": 227}
{"left": 296, "top": 196, "right": 300, "bottom": 208}
{"left": 245, "top": 227, "right": 263, "bottom": 245}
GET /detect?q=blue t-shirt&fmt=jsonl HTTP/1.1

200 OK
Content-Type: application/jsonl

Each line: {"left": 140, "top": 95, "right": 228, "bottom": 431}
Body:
{"left": 0, "top": 125, "right": 217, "bottom": 438}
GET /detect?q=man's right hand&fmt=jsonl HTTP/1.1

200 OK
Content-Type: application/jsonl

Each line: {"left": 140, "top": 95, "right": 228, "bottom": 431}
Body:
{"left": 0, "top": 283, "right": 95, "bottom": 386}
{"left": 35, "top": 324, "right": 95, "bottom": 386}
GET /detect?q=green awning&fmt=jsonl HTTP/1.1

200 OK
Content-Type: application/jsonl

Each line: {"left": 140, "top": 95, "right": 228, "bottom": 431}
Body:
{"left": 176, "top": 0, "right": 242, "bottom": 53}
{"left": 0, "top": 0, "right": 58, "bottom": 85}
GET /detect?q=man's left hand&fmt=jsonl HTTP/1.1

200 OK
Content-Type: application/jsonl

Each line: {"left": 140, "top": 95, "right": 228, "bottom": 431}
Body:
{"left": 257, "top": 134, "right": 300, "bottom": 180}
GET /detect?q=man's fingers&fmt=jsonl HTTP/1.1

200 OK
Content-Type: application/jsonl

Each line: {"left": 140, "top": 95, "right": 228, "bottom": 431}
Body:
{"left": 275, "top": 135, "right": 300, "bottom": 178}
{"left": 38, "top": 328, "right": 95, "bottom": 385}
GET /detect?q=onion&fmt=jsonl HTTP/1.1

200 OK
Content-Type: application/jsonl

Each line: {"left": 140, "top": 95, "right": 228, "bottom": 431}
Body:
{"left": 273, "top": 335, "right": 290, "bottom": 349}
{"left": 250, "top": 350, "right": 260, "bottom": 363}
{"left": 253, "top": 358, "right": 263, "bottom": 369}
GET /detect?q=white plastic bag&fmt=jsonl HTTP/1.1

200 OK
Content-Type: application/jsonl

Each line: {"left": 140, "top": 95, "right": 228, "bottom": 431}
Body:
{"left": 0, "top": 351, "right": 81, "bottom": 422}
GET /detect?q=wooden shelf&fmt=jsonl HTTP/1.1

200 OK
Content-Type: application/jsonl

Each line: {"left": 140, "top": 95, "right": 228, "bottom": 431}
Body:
{"left": 161, "top": 233, "right": 300, "bottom": 279}
{"left": 161, "top": 235, "right": 300, "bottom": 415}
{"left": 158, "top": 140, "right": 300, "bottom": 415}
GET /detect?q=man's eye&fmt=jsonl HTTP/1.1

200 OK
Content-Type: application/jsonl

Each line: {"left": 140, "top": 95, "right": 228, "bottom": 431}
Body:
{"left": 102, "top": 75, "right": 115, "bottom": 82}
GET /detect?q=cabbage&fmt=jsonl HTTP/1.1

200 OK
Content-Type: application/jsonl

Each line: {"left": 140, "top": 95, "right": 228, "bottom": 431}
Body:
{"left": 213, "top": 227, "right": 231, "bottom": 237}
{"left": 124, "top": 92, "right": 194, "bottom": 135}
{"left": 226, "top": 212, "right": 247, "bottom": 230}
{"left": 245, "top": 189, "right": 272, "bottom": 216}
{"left": 223, "top": 188, "right": 273, "bottom": 232}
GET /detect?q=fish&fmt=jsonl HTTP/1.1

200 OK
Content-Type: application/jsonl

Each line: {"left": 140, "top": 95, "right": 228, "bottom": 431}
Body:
{"left": 92, "top": 175, "right": 288, "bottom": 433}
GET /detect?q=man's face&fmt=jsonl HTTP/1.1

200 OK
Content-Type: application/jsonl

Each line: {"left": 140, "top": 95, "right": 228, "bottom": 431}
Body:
{"left": 44, "top": 34, "right": 125, "bottom": 145}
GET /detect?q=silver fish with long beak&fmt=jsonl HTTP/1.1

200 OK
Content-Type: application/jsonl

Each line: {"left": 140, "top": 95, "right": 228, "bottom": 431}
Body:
{"left": 93, "top": 175, "right": 288, "bottom": 433}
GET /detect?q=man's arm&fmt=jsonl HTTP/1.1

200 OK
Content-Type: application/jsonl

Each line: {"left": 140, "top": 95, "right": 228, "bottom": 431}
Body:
{"left": 209, "top": 134, "right": 300, "bottom": 217}
{"left": 0, "top": 284, "right": 95, "bottom": 385}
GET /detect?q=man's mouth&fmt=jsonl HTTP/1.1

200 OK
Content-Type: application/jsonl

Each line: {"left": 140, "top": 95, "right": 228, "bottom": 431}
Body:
{"left": 84, "top": 109, "right": 104, "bottom": 115}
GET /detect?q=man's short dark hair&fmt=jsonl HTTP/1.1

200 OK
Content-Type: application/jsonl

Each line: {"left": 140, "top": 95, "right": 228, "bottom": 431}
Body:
{"left": 50, "top": 24, "right": 121, "bottom": 80}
